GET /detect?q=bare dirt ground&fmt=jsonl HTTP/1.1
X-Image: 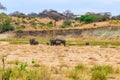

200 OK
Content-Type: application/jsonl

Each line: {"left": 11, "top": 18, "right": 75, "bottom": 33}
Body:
{"left": 0, "top": 44, "right": 120, "bottom": 68}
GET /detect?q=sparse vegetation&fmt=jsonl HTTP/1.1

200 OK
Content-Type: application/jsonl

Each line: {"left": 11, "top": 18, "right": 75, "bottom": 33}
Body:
{"left": 0, "top": 65, "right": 51, "bottom": 80}
{"left": 0, "top": 38, "right": 120, "bottom": 47}
{"left": 66, "top": 64, "right": 89, "bottom": 80}
{"left": 0, "top": 13, "right": 14, "bottom": 33}
{"left": 47, "top": 21, "right": 53, "bottom": 28}
{"left": 0, "top": 3, "right": 120, "bottom": 80}
{"left": 0, "top": 40, "right": 120, "bottom": 80}
{"left": 60, "top": 20, "right": 71, "bottom": 28}
{"left": 16, "top": 25, "right": 25, "bottom": 31}
{"left": 91, "top": 65, "right": 113, "bottom": 80}
{"left": 0, "top": 63, "right": 119, "bottom": 80}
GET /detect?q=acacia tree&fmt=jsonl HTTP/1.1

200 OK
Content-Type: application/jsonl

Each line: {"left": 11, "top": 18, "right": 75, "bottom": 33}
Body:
{"left": 63, "top": 10, "right": 74, "bottom": 20}
{"left": 47, "top": 10, "right": 65, "bottom": 26}
{"left": 111, "top": 15, "right": 120, "bottom": 20}
{"left": 9, "top": 11, "right": 26, "bottom": 18}
{"left": 39, "top": 10, "right": 65, "bottom": 26}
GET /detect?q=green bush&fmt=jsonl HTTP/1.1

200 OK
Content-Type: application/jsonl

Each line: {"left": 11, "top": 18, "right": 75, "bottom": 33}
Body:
{"left": 39, "top": 22, "right": 46, "bottom": 26}
{"left": 63, "top": 20, "right": 71, "bottom": 26}
{"left": 26, "top": 70, "right": 40, "bottom": 80}
{"left": 15, "top": 60, "right": 19, "bottom": 65}
{"left": 30, "top": 20, "right": 37, "bottom": 26}
{"left": 2, "top": 68, "right": 12, "bottom": 80}
{"left": 75, "top": 14, "right": 96, "bottom": 23}
{"left": 16, "top": 25, "right": 25, "bottom": 31}
{"left": 66, "top": 64, "right": 88, "bottom": 80}
{"left": 18, "top": 62, "right": 28, "bottom": 71}
{"left": 60, "top": 20, "right": 71, "bottom": 28}
{"left": 47, "top": 21, "right": 53, "bottom": 28}
{"left": 0, "top": 13, "right": 14, "bottom": 33}
{"left": 0, "top": 19, "right": 14, "bottom": 33}
{"left": 91, "top": 70, "right": 107, "bottom": 80}
{"left": 32, "top": 60, "right": 35, "bottom": 64}
{"left": 93, "top": 23, "right": 96, "bottom": 26}
{"left": 60, "top": 24, "right": 67, "bottom": 28}
{"left": 91, "top": 65, "right": 113, "bottom": 80}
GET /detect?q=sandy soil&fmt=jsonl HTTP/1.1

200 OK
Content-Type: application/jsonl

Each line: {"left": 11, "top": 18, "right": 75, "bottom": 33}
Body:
{"left": 0, "top": 44, "right": 120, "bottom": 68}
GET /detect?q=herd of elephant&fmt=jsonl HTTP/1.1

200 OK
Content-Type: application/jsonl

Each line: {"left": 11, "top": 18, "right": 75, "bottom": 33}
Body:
{"left": 29, "top": 38, "right": 90, "bottom": 46}
{"left": 29, "top": 38, "right": 66, "bottom": 46}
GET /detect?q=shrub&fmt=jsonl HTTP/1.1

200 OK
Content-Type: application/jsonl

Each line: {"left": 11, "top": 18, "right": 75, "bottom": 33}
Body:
{"left": 30, "top": 20, "right": 37, "bottom": 26}
{"left": 66, "top": 64, "right": 88, "bottom": 80}
{"left": 0, "top": 13, "right": 14, "bottom": 33}
{"left": 93, "top": 23, "right": 96, "bottom": 26}
{"left": 18, "top": 62, "right": 28, "bottom": 71}
{"left": 60, "top": 24, "right": 67, "bottom": 28}
{"left": 2, "top": 68, "right": 12, "bottom": 80}
{"left": 26, "top": 69, "right": 40, "bottom": 80}
{"left": 39, "top": 22, "right": 46, "bottom": 26}
{"left": 16, "top": 25, "right": 25, "bottom": 31}
{"left": 14, "top": 22, "right": 19, "bottom": 25}
{"left": 91, "top": 70, "right": 107, "bottom": 80}
{"left": 1, "top": 24, "right": 14, "bottom": 33}
{"left": 31, "top": 60, "right": 35, "bottom": 64}
{"left": 15, "top": 60, "right": 19, "bottom": 65}
{"left": 63, "top": 20, "right": 71, "bottom": 26}
{"left": 60, "top": 20, "right": 71, "bottom": 28}
{"left": 47, "top": 21, "right": 53, "bottom": 28}
{"left": 22, "top": 19, "right": 27, "bottom": 24}
{"left": 33, "top": 63, "right": 40, "bottom": 67}
{"left": 91, "top": 65, "right": 113, "bottom": 80}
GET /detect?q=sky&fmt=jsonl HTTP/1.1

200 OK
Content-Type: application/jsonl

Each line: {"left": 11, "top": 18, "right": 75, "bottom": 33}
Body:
{"left": 0, "top": 0, "right": 120, "bottom": 15}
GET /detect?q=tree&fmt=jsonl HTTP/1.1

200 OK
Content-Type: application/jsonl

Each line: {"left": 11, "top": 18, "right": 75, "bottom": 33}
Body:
{"left": 75, "top": 12, "right": 111, "bottom": 23}
{"left": 27, "top": 12, "right": 38, "bottom": 17}
{"left": 0, "top": 13, "right": 14, "bottom": 33}
{"left": 9, "top": 11, "right": 26, "bottom": 18}
{"left": 0, "top": 2, "right": 6, "bottom": 10}
{"left": 111, "top": 15, "right": 120, "bottom": 20}
{"left": 38, "top": 10, "right": 49, "bottom": 18}
{"left": 63, "top": 10, "right": 74, "bottom": 20}
{"left": 76, "top": 14, "right": 96, "bottom": 23}
{"left": 39, "top": 9, "right": 65, "bottom": 26}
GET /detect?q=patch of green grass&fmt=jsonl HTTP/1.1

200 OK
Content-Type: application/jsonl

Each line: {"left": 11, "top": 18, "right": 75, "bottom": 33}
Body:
{"left": 0, "top": 38, "right": 49, "bottom": 44}
{"left": 66, "top": 64, "right": 90, "bottom": 80}
{"left": 39, "top": 22, "right": 46, "bottom": 26}
{"left": 16, "top": 25, "right": 25, "bottom": 31}
{"left": 0, "top": 65, "right": 51, "bottom": 80}
{"left": 0, "top": 63, "right": 119, "bottom": 80}
{"left": 91, "top": 65, "right": 113, "bottom": 80}
{"left": 67, "top": 39, "right": 120, "bottom": 47}
{"left": 0, "top": 38, "right": 120, "bottom": 47}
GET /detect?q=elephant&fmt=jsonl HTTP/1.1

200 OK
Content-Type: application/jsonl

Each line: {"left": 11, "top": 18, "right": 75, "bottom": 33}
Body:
{"left": 50, "top": 39, "right": 66, "bottom": 46}
{"left": 29, "top": 38, "right": 39, "bottom": 45}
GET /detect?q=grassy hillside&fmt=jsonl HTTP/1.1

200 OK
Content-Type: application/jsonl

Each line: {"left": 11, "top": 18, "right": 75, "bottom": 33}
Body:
{"left": 10, "top": 17, "right": 120, "bottom": 31}
{"left": 0, "top": 13, "right": 120, "bottom": 32}
{"left": 1, "top": 14, "right": 120, "bottom": 40}
{"left": 11, "top": 16, "right": 81, "bottom": 31}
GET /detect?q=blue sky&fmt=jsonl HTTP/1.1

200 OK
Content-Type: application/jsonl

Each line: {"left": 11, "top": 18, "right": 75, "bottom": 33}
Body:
{"left": 0, "top": 0, "right": 120, "bottom": 15}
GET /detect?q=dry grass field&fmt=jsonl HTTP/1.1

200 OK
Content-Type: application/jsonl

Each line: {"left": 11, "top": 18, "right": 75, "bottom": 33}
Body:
{"left": 0, "top": 43, "right": 120, "bottom": 80}
{"left": 1, "top": 44, "right": 120, "bottom": 67}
